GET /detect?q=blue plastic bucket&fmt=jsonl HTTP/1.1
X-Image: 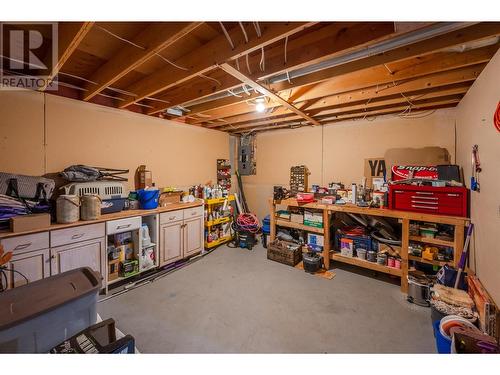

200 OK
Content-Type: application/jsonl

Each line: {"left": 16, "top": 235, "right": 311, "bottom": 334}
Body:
{"left": 137, "top": 189, "right": 159, "bottom": 210}
{"left": 433, "top": 320, "right": 452, "bottom": 354}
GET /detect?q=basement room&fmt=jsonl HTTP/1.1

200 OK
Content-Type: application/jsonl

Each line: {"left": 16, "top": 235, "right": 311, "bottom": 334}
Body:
{"left": 1, "top": 0, "right": 499, "bottom": 371}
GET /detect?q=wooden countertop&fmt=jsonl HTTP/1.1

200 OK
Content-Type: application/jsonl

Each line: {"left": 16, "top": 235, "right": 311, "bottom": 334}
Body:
{"left": 0, "top": 200, "right": 204, "bottom": 239}
{"left": 272, "top": 198, "right": 469, "bottom": 225}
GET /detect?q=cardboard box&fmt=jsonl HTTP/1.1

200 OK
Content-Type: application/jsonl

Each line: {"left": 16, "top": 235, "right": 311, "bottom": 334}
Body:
{"left": 304, "top": 210, "right": 323, "bottom": 228}
{"left": 10, "top": 214, "right": 51, "bottom": 233}
{"left": 307, "top": 233, "right": 324, "bottom": 248}
{"left": 159, "top": 191, "right": 183, "bottom": 206}
{"left": 290, "top": 213, "right": 303, "bottom": 224}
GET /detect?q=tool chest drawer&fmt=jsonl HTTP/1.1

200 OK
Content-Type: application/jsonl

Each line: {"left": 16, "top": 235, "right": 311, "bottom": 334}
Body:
{"left": 50, "top": 222, "right": 105, "bottom": 247}
{"left": 184, "top": 206, "right": 204, "bottom": 219}
{"left": 389, "top": 185, "right": 468, "bottom": 217}
{"left": 0, "top": 232, "right": 49, "bottom": 254}
{"left": 160, "top": 210, "right": 184, "bottom": 224}
{"left": 106, "top": 216, "right": 142, "bottom": 234}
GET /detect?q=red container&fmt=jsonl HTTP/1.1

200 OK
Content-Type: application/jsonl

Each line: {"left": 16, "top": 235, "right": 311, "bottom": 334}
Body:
{"left": 388, "top": 185, "right": 468, "bottom": 217}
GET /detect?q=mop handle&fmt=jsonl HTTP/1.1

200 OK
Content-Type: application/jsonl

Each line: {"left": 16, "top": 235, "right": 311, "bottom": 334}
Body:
{"left": 454, "top": 223, "right": 474, "bottom": 289}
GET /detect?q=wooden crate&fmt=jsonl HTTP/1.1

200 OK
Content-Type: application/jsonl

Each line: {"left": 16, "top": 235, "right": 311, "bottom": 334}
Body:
{"left": 267, "top": 240, "right": 302, "bottom": 266}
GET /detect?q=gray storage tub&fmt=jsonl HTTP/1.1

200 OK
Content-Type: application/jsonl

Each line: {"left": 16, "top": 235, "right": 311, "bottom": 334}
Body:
{"left": 0, "top": 267, "right": 101, "bottom": 353}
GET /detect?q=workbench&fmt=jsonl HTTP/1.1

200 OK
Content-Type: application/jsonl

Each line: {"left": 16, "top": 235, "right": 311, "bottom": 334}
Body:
{"left": 269, "top": 198, "right": 470, "bottom": 292}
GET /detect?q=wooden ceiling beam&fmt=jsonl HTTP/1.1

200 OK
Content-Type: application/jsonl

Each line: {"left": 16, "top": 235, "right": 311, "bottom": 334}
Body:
{"left": 229, "top": 100, "right": 460, "bottom": 134}
{"left": 210, "top": 62, "right": 486, "bottom": 129}
{"left": 82, "top": 22, "right": 203, "bottom": 101}
{"left": 220, "top": 89, "right": 467, "bottom": 131}
{"left": 219, "top": 63, "right": 321, "bottom": 126}
{"left": 145, "top": 22, "right": 396, "bottom": 115}
{"left": 118, "top": 22, "right": 316, "bottom": 108}
{"left": 184, "top": 23, "right": 500, "bottom": 118}
{"left": 40, "top": 22, "right": 94, "bottom": 91}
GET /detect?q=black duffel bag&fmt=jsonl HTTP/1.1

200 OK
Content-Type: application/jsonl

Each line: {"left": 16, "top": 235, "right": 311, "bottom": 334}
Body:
{"left": 0, "top": 172, "right": 55, "bottom": 201}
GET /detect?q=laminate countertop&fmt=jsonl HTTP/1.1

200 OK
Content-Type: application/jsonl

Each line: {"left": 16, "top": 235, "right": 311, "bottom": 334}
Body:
{"left": 0, "top": 199, "right": 204, "bottom": 239}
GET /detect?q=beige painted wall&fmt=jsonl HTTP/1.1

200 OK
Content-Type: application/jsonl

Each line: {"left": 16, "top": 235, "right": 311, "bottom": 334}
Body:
{"left": 0, "top": 90, "right": 229, "bottom": 191}
{"left": 242, "top": 109, "right": 457, "bottom": 219}
{"left": 455, "top": 49, "right": 500, "bottom": 304}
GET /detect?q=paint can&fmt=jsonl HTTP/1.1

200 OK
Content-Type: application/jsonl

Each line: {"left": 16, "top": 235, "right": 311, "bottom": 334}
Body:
{"left": 367, "top": 250, "right": 377, "bottom": 263}
{"left": 377, "top": 253, "right": 387, "bottom": 266}
{"left": 56, "top": 194, "right": 80, "bottom": 223}
{"left": 387, "top": 256, "right": 395, "bottom": 268}
{"left": 356, "top": 248, "right": 367, "bottom": 260}
{"left": 80, "top": 194, "right": 102, "bottom": 221}
{"left": 394, "top": 258, "right": 401, "bottom": 269}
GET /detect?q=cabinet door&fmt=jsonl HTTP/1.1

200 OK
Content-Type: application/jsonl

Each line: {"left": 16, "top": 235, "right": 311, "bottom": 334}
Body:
{"left": 183, "top": 216, "right": 204, "bottom": 258}
{"left": 6, "top": 248, "right": 51, "bottom": 289}
{"left": 51, "top": 237, "right": 106, "bottom": 286}
{"left": 159, "top": 221, "right": 183, "bottom": 266}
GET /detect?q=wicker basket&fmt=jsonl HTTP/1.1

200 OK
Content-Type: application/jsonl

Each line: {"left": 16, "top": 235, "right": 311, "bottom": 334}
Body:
{"left": 267, "top": 240, "right": 302, "bottom": 266}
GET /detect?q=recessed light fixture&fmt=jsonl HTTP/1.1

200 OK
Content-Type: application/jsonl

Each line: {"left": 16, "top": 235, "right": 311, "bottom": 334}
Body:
{"left": 255, "top": 98, "right": 266, "bottom": 113}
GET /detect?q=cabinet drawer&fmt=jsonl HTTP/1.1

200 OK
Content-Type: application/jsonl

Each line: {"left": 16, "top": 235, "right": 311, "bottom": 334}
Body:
{"left": 184, "top": 206, "right": 204, "bottom": 219}
{"left": 106, "top": 216, "right": 142, "bottom": 234}
{"left": 160, "top": 210, "right": 184, "bottom": 224}
{"left": 0, "top": 232, "right": 49, "bottom": 254}
{"left": 51, "top": 223, "right": 105, "bottom": 247}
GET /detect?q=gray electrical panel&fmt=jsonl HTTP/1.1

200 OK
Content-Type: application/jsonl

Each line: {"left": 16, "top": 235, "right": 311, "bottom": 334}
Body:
{"left": 238, "top": 135, "right": 256, "bottom": 176}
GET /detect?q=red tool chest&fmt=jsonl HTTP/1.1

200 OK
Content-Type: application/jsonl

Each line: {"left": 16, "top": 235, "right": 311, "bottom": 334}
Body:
{"left": 388, "top": 185, "right": 468, "bottom": 217}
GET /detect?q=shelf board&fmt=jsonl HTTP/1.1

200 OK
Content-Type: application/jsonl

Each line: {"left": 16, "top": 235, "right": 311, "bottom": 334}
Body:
{"left": 409, "top": 235, "right": 454, "bottom": 247}
{"left": 408, "top": 255, "right": 453, "bottom": 267}
{"left": 205, "top": 216, "right": 231, "bottom": 226}
{"left": 330, "top": 253, "right": 402, "bottom": 277}
{"left": 205, "top": 195, "right": 235, "bottom": 205}
{"left": 205, "top": 235, "right": 233, "bottom": 248}
{"left": 275, "top": 219, "right": 324, "bottom": 234}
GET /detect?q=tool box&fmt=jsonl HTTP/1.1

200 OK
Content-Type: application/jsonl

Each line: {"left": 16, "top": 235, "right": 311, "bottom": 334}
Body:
{"left": 388, "top": 185, "right": 468, "bottom": 217}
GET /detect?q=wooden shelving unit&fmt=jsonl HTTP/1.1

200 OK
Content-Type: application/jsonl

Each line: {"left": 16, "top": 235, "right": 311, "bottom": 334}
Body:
{"left": 275, "top": 219, "right": 324, "bottom": 234}
{"left": 408, "top": 255, "right": 453, "bottom": 267}
{"left": 331, "top": 253, "right": 403, "bottom": 277}
{"left": 269, "top": 198, "right": 469, "bottom": 293}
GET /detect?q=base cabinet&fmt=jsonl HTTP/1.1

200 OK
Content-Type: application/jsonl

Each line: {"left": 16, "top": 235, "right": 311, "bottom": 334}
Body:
{"left": 50, "top": 237, "right": 106, "bottom": 286}
{"left": 159, "top": 212, "right": 204, "bottom": 266}
{"left": 7, "top": 248, "right": 51, "bottom": 288}
{"left": 159, "top": 221, "right": 183, "bottom": 266}
{"left": 183, "top": 216, "right": 204, "bottom": 258}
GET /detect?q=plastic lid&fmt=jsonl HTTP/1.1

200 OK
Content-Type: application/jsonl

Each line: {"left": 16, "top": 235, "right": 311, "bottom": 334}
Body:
{"left": 0, "top": 267, "right": 101, "bottom": 330}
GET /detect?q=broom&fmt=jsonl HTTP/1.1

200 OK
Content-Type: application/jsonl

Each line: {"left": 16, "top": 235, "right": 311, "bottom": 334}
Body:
{"left": 454, "top": 223, "right": 474, "bottom": 289}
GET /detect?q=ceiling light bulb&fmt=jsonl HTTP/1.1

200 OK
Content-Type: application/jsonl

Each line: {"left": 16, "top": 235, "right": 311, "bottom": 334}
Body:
{"left": 256, "top": 102, "right": 266, "bottom": 113}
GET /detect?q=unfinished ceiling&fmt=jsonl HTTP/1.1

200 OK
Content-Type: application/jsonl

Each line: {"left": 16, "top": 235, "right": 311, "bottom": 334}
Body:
{"left": 2, "top": 21, "right": 500, "bottom": 134}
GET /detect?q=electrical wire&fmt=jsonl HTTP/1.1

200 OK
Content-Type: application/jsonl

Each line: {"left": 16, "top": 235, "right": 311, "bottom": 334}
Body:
{"left": 97, "top": 25, "right": 145, "bottom": 50}
{"left": 284, "top": 35, "right": 288, "bottom": 64}
{"left": 238, "top": 22, "right": 248, "bottom": 43}
{"left": 219, "top": 22, "right": 235, "bottom": 50}
{"left": 245, "top": 54, "right": 252, "bottom": 75}
{"left": 155, "top": 52, "right": 190, "bottom": 71}
{"left": 227, "top": 89, "right": 242, "bottom": 98}
{"left": 198, "top": 73, "right": 221, "bottom": 86}
{"left": 235, "top": 58, "right": 240, "bottom": 71}
{"left": 0, "top": 266, "right": 29, "bottom": 286}
{"left": 253, "top": 22, "right": 262, "bottom": 37}
{"left": 259, "top": 47, "right": 265, "bottom": 72}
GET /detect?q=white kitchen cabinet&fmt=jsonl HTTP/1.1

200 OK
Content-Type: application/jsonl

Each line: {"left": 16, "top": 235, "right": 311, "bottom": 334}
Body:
{"left": 159, "top": 221, "right": 183, "bottom": 266}
{"left": 6, "top": 248, "right": 51, "bottom": 288}
{"left": 183, "top": 216, "right": 204, "bottom": 258}
{"left": 50, "top": 237, "right": 106, "bottom": 286}
{"left": 159, "top": 206, "right": 204, "bottom": 266}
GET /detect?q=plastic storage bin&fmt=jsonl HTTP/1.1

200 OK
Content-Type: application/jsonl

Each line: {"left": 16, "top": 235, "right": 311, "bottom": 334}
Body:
{"left": 433, "top": 320, "right": 451, "bottom": 354}
{"left": 137, "top": 188, "right": 159, "bottom": 209}
{"left": 0, "top": 267, "right": 101, "bottom": 353}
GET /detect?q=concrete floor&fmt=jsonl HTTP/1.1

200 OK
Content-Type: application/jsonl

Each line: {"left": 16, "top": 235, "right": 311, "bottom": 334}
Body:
{"left": 97, "top": 244, "right": 436, "bottom": 353}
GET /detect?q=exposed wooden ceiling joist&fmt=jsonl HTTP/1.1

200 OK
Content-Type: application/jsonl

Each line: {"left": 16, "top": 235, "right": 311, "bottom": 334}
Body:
{"left": 41, "top": 22, "right": 94, "bottom": 91}
{"left": 201, "top": 52, "right": 491, "bottom": 128}
{"left": 229, "top": 99, "right": 461, "bottom": 134}
{"left": 82, "top": 22, "right": 203, "bottom": 101}
{"left": 221, "top": 87, "right": 469, "bottom": 132}
{"left": 117, "top": 22, "right": 317, "bottom": 108}
{"left": 146, "top": 22, "right": 396, "bottom": 115}
{"left": 219, "top": 62, "right": 321, "bottom": 126}
{"left": 183, "top": 22, "right": 500, "bottom": 119}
